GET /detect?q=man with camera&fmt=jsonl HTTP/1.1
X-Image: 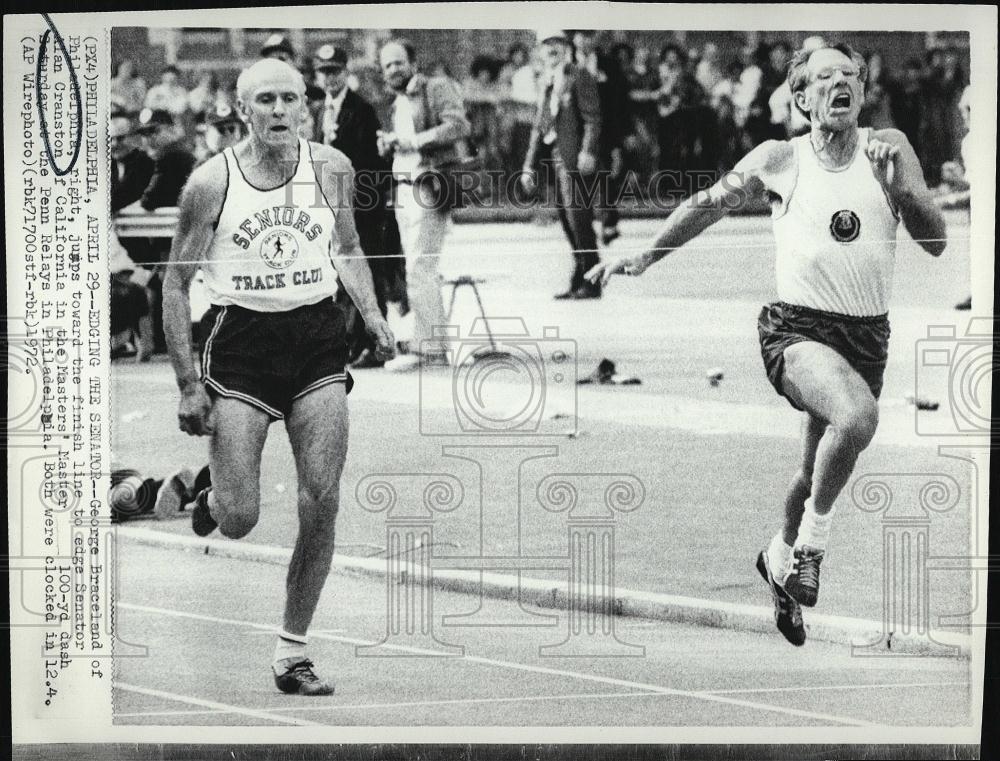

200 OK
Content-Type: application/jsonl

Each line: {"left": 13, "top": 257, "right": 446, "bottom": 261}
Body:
{"left": 377, "top": 38, "right": 472, "bottom": 371}
{"left": 588, "top": 43, "right": 946, "bottom": 646}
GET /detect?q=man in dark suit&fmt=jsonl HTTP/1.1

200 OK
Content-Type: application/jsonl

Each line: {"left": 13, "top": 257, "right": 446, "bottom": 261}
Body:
{"left": 111, "top": 115, "right": 154, "bottom": 213}
{"left": 522, "top": 29, "right": 603, "bottom": 299}
{"left": 572, "top": 29, "right": 630, "bottom": 245}
{"left": 134, "top": 107, "right": 197, "bottom": 353}
{"left": 314, "top": 44, "right": 395, "bottom": 368}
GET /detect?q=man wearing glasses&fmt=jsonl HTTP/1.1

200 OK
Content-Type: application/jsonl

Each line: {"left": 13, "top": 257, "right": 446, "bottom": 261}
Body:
{"left": 589, "top": 43, "right": 946, "bottom": 646}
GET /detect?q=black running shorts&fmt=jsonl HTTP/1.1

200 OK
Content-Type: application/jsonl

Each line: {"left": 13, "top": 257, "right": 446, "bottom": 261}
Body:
{"left": 757, "top": 301, "right": 890, "bottom": 410}
{"left": 200, "top": 297, "right": 353, "bottom": 420}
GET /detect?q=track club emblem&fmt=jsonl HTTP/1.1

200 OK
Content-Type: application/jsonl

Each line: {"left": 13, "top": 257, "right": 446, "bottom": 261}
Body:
{"left": 829, "top": 210, "right": 861, "bottom": 243}
{"left": 260, "top": 229, "right": 298, "bottom": 269}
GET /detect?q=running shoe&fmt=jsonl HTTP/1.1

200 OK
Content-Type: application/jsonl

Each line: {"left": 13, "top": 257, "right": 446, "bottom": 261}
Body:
{"left": 191, "top": 487, "right": 217, "bottom": 537}
{"left": 756, "top": 550, "right": 806, "bottom": 646}
{"left": 273, "top": 659, "right": 335, "bottom": 696}
{"left": 783, "top": 545, "right": 824, "bottom": 607}
{"left": 152, "top": 468, "right": 195, "bottom": 520}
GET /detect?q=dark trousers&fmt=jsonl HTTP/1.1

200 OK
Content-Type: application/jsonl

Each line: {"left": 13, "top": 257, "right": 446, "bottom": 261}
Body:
{"left": 336, "top": 208, "right": 399, "bottom": 361}
{"left": 551, "top": 147, "right": 600, "bottom": 292}
{"left": 598, "top": 159, "right": 621, "bottom": 230}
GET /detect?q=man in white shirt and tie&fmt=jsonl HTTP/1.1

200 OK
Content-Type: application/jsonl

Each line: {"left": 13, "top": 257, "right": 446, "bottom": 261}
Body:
{"left": 522, "top": 29, "right": 603, "bottom": 299}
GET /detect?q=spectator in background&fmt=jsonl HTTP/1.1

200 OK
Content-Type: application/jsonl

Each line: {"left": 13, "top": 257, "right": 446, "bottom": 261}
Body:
{"left": 300, "top": 82, "right": 325, "bottom": 141}
{"left": 313, "top": 43, "right": 395, "bottom": 369}
{"left": 732, "top": 41, "right": 766, "bottom": 138}
{"left": 889, "top": 58, "right": 925, "bottom": 161}
{"left": 430, "top": 60, "right": 457, "bottom": 82}
{"left": 196, "top": 103, "right": 245, "bottom": 165}
{"left": 859, "top": 52, "right": 895, "bottom": 129}
{"left": 187, "top": 72, "right": 222, "bottom": 122}
{"left": 921, "top": 46, "right": 967, "bottom": 186}
{"left": 767, "top": 36, "right": 824, "bottom": 138}
{"left": 655, "top": 43, "right": 717, "bottom": 192}
{"left": 695, "top": 42, "right": 723, "bottom": 95}
{"left": 713, "top": 94, "right": 747, "bottom": 172}
{"left": 522, "top": 28, "right": 602, "bottom": 300}
{"left": 110, "top": 245, "right": 154, "bottom": 363}
{"left": 260, "top": 33, "right": 296, "bottom": 65}
{"left": 464, "top": 54, "right": 503, "bottom": 169}
{"left": 110, "top": 115, "right": 154, "bottom": 213}
{"left": 144, "top": 65, "right": 189, "bottom": 119}
{"left": 110, "top": 113, "right": 157, "bottom": 309}
{"left": 510, "top": 43, "right": 540, "bottom": 103}
{"left": 136, "top": 108, "right": 196, "bottom": 211}
{"left": 500, "top": 43, "right": 532, "bottom": 95}
{"left": 378, "top": 38, "right": 472, "bottom": 369}
{"left": 949, "top": 84, "right": 973, "bottom": 311}
{"left": 573, "top": 29, "right": 629, "bottom": 245}
{"left": 111, "top": 59, "right": 147, "bottom": 115}
{"left": 134, "top": 107, "right": 197, "bottom": 354}
{"left": 710, "top": 61, "right": 742, "bottom": 110}
{"left": 624, "top": 45, "right": 660, "bottom": 168}
{"left": 505, "top": 42, "right": 539, "bottom": 176}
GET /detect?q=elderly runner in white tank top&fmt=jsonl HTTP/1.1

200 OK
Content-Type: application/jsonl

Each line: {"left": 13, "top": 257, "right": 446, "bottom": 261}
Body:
{"left": 588, "top": 42, "right": 945, "bottom": 646}
{"left": 162, "top": 58, "right": 395, "bottom": 695}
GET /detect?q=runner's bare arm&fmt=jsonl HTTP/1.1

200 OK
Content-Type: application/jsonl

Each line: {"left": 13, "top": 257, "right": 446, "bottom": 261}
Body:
{"left": 162, "top": 158, "right": 226, "bottom": 435}
{"left": 869, "top": 128, "right": 946, "bottom": 257}
{"left": 316, "top": 145, "right": 396, "bottom": 359}
{"left": 588, "top": 141, "right": 792, "bottom": 285}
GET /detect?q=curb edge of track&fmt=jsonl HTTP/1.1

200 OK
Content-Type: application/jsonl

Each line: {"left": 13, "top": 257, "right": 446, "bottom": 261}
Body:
{"left": 120, "top": 526, "right": 972, "bottom": 658}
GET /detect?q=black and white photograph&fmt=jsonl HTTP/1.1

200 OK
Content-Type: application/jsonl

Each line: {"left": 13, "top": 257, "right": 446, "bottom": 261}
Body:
{"left": 5, "top": 3, "right": 997, "bottom": 756}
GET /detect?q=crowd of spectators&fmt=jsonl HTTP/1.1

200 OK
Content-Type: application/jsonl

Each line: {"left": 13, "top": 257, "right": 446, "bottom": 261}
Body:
{"left": 111, "top": 34, "right": 970, "bottom": 195}
{"left": 108, "top": 33, "right": 973, "bottom": 358}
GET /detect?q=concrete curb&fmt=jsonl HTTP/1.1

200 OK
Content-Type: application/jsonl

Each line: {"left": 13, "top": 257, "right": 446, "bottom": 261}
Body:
{"left": 121, "top": 526, "right": 972, "bottom": 658}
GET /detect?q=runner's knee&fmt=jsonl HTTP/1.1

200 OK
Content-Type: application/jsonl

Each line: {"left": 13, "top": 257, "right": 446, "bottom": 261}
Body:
{"left": 220, "top": 511, "right": 259, "bottom": 540}
{"left": 214, "top": 485, "right": 260, "bottom": 539}
{"left": 835, "top": 401, "right": 879, "bottom": 453}
{"left": 298, "top": 480, "right": 341, "bottom": 514}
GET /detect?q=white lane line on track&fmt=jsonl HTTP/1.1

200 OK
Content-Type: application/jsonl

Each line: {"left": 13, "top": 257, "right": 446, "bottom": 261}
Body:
{"left": 116, "top": 690, "right": 657, "bottom": 718}
{"left": 112, "top": 362, "right": 930, "bottom": 448}
{"left": 701, "top": 681, "right": 969, "bottom": 696}
{"left": 120, "top": 602, "right": 876, "bottom": 727}
{"left": 115, "top": 682, "right": 325, "bottom": 726}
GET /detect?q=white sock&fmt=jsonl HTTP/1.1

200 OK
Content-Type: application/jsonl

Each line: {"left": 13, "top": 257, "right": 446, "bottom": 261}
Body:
{"left": 794, "top": 497, "right": 834, "bottom": 552}
{"left": 273, "top": 630, "right": 307, "bottom": 670}
{"left": 767, "top": 532, "right": 793, "bottom": 578}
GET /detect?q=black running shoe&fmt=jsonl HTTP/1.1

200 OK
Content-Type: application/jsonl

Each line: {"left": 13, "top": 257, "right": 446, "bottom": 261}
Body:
{"left": 783, "top": 545, "right": 824, "bottom": 607}
{"left": 191, "top": 487, "right": 217, "bottom": 537}
{"left": 756, "top": 550, "right": 806, "bottom": 646}
{"left": 273, "top": 659, "right": 335, "bottom": 696}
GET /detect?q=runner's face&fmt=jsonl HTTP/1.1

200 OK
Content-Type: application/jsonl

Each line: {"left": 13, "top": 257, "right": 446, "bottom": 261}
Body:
{"left": 800, "top": 48, "right": 864, "bottom": 130}
{"left": 242, "top": 76, "right": 303, "bottom": 147}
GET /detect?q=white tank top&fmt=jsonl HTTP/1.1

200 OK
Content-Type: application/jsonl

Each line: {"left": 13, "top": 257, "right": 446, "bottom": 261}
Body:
{"left": 772, "top": 128, "right": 900, "bottom": 316}
{"left": 203, "top": 139, "right": 338, "bottom": 312}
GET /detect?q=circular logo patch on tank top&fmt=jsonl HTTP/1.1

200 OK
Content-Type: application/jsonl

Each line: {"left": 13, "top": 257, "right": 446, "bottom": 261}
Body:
{"left": 829, "top": 210, "right": 861, "bottom": 243}
{"left": 259, "top": 229, "right": 299, "bottom": 269}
